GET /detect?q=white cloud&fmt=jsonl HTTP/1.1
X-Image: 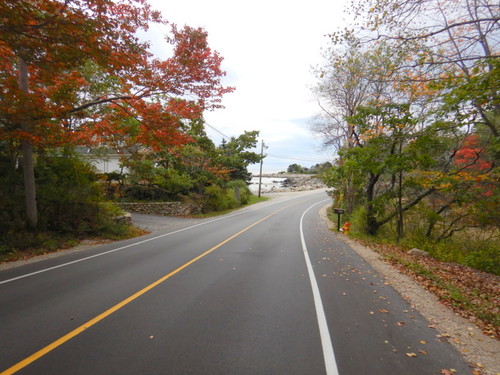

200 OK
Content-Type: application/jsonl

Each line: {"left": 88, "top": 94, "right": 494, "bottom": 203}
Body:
{"left": 147, "top": 0, "right": 349, "bottom": 172}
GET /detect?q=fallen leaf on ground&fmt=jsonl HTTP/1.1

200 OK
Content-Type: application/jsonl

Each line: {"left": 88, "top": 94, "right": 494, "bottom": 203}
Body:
{"left": 406, "top": 352, "right": 417, "bottom": 357}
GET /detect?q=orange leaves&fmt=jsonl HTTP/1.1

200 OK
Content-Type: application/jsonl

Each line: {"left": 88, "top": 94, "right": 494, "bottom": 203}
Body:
{"left": 0, "top": 0, "right": 232, "bottom": 154}
{"left": 166, "top": 99, "right": 203, "bottom": 121}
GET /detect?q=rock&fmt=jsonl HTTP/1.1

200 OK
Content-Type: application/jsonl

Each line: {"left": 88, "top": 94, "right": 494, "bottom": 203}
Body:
{"left": 114, "top": 212, "right": 132, "bottom": 225}
{"left": 408, "top": 248, "right": 430, "bottom": 257}
{"left": 117, "top": 202, "right": 199, "bottom": 216}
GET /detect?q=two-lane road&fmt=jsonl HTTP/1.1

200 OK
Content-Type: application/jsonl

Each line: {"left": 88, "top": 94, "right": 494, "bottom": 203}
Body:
{"left": 0, "top": 190, "right": 472, "bottom": 374}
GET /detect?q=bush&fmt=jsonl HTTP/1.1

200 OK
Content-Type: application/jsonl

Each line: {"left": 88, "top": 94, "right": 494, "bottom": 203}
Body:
{"left": 154, "top": 168, "right": 195, "bottom": 196}
{"left": 0, "top": 153, "right": 141, "bottom": 260}
{"left": 226, "top": 179, "right": 251, "bottom": 205}
{"left": 203, "top": 185, "right": 238, "bottom": 212}
{"left": 0, "top": 152, "right": 25, "bottom": 234}
{"left": 35, "top": 155, "right": 104, "bottom": 233}
{"left": 121, "top": 185, "right": 173, "bottom": 201}
{"left": 349, "top": 206, "right": 369, "bottom": 235}
{"left": 400, "top": 226, "right": 500, "bottom": 275}
{"left": 464, "top": 245, "right": 500, "bottom": 275}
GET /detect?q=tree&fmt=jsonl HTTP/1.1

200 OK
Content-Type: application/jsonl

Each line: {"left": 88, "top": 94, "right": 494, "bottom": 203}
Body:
{"left": 342, "top": 0, "right": 499, "bottom": 137}
{"left": 219, "top": 131, "right": 261, "bottom": 181}
{"left": 311, "top": 39, "right": 372, "bottom": 152}
{"left": 287, "top": 164, "right": 303, "bottom": 173}
{"left": 0, "top": 0, "right": 233, "bottom": 229}
{"left": 316, "top": 0, "right": 499, "bottom": 240}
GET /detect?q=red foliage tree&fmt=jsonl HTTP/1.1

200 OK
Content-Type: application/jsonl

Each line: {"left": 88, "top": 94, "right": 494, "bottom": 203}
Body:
{"left": 0, "top": 0, "right": 233, "bottom": 229}
{"left": 454, "top": 134, "right": 493, "bottom": 172}
{"left": 454, "top": 134, "right": 495, "bottom": 199}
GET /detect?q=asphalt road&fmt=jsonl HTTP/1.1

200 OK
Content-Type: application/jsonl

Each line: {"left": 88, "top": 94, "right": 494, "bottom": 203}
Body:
{"left": 0, "top": 190, "right": 472, "bottom": 374}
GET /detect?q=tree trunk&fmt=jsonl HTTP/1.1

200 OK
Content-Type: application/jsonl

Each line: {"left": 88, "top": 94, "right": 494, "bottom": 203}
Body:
{"left": 18, "top": 57, "right": 38, "bottom": 230}
{"left": 365, "top": 172, "right": 380, "bottom": 235}
{"left": 396, "top": 170, "right": 404, "bottom": 242}
{"left": 21, "top": 140, "right": 38, "bottom": 229}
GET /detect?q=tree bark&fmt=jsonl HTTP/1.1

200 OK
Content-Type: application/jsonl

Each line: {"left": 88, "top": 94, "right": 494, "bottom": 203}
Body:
{"left": 366, "top": 172, "right": 380, "bottom": 235}
{"left": 18, "top": 57, "right": 38, "bottom": 230}
{"left": 396, "top": 170, "right": 404, "bottom": 242}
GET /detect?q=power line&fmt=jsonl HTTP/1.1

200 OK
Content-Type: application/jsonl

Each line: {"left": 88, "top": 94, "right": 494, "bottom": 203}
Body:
{"left": 266, "top": 153, "right": 327, "bottom": 163}
{"left": 204, "top": 121, "right": 231, "bottom": 140}
{"left": 202, "top": 122, "right": 328, "bottom": 163}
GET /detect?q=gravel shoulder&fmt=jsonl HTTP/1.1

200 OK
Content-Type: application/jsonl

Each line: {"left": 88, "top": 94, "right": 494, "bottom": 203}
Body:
{"left": 319, "top": 204, "right": 499, "bottom": 375}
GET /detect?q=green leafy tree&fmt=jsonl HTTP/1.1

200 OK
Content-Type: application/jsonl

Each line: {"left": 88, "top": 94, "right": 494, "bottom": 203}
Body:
{"left": 219, "top": 131, "right": 261, "bottom": 181}
{"left": 287, "top": 164, "right": 303, "bottom": 173}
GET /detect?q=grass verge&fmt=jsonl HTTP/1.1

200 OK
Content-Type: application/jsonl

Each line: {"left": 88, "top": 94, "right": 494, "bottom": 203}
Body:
{"left": 0, "top": 223, "right": 144, "bottom": 264}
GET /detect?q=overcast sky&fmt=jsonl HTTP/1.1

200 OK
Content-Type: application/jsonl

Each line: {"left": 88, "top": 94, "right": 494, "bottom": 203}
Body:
{"left": 147, "top": 0, "right": 350, "bottom": 173}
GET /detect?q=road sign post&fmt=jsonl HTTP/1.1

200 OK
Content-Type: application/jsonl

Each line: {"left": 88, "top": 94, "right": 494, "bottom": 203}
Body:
{"left": 333, "top": 208, "right": 345, "bottom": 231}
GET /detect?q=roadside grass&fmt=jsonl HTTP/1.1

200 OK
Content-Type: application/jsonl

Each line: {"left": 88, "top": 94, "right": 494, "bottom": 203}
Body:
{"left": 0, "top": 223, "right": 144, "bottom": 264}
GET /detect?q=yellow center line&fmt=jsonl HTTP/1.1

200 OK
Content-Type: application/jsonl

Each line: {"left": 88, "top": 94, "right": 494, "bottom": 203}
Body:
{"left": 1, "top": 204, "right": 293, "bottom": 375}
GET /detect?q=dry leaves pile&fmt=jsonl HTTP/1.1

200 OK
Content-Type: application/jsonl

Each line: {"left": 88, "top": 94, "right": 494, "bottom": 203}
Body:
{"left": 358, "top": 241, "right": 499, "bottom": 340}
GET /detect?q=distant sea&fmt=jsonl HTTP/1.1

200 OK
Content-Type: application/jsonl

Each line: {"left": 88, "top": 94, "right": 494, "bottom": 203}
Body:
{"left": 248, "top": 176, "right": 287, "bottom": 194}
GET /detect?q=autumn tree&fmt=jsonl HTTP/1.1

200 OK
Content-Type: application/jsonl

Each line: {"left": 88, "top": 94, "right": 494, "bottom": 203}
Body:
{"left": 312, "top": 40, "right": 432, "bottom": 215}
{"left": 0, "top": 0, "right": 233, "bottom": 229}
{"left": 311, "top": 39, "right": 372, "bottom": 152}
{"left": 118, "top": 117, "right": 261, "bottom": 202}
{"left": 350, "top": 0, "right": 500, "bottom": 237}
{"left": 316, "top": 0, "right": 499, "bottom": 241}
{"left": 343, "top": 0, "right": 499, "bottom": 136}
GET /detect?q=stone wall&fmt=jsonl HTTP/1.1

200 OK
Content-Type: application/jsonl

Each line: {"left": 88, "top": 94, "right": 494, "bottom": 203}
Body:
{"left": 118, "top": 202, "right": 199, "bottom": 216}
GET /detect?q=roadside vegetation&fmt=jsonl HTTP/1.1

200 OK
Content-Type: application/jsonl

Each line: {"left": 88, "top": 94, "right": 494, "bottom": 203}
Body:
{"left": 0, "top": 126, "right": 264, "bottom": 262}
{"left": 314, "top": 0, "right": 498, "bottom": 275}
{"left": 319, "top": 0, "right": 499, "bottom": 339}
{"left": 331, "top": 209, "right": 499, "bottom": 339}
{"left": 0, "top": 1, "right": 262, "bottom": 262}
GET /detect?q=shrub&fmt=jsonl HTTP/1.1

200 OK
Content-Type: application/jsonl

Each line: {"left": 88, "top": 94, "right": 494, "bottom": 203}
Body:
{"left": 35, "top": 155, "right": 104, "bottom": 233}
{"left": 122, "top": 185, "right": 172, "bottom": 201}
{"left": 464, "top": 245, "right": 500, "bottom": 275}
{"left": 349, "top": 206, "right": 369, "bottom": 235}
{"left": 226, "top": 179, "right": 251, "bottom": 205}
{"left": 203, "top": 185, "right": 238, "bottom": 212}
{"left": 153, "top": 168, "right": 197, "bottom": 197}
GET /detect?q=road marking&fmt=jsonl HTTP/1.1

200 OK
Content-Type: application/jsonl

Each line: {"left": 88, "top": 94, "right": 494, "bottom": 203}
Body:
{"left": 0, "top": 212, "right": 246, "bottom": 285}
{"left": 300, "top": 200, "right": 340, "bottom": 375}
{"left": 0, "top": 205, "right": 291, "bottom": 375}
{"left": 0, "top": 191, "right": 312, "bottom": 285}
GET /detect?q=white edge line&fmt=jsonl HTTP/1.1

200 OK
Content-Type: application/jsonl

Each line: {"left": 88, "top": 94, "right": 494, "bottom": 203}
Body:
{"left": 300, "top": 199, "right": 340, "bottom": 375}
{"left": 0, "top": 193, "right": 315, "bottom": 285}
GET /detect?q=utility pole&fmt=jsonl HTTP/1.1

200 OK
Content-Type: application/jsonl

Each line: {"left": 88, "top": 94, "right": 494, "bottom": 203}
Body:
{"left": 258, "top": 140, "right": 266, "bottom": 197}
